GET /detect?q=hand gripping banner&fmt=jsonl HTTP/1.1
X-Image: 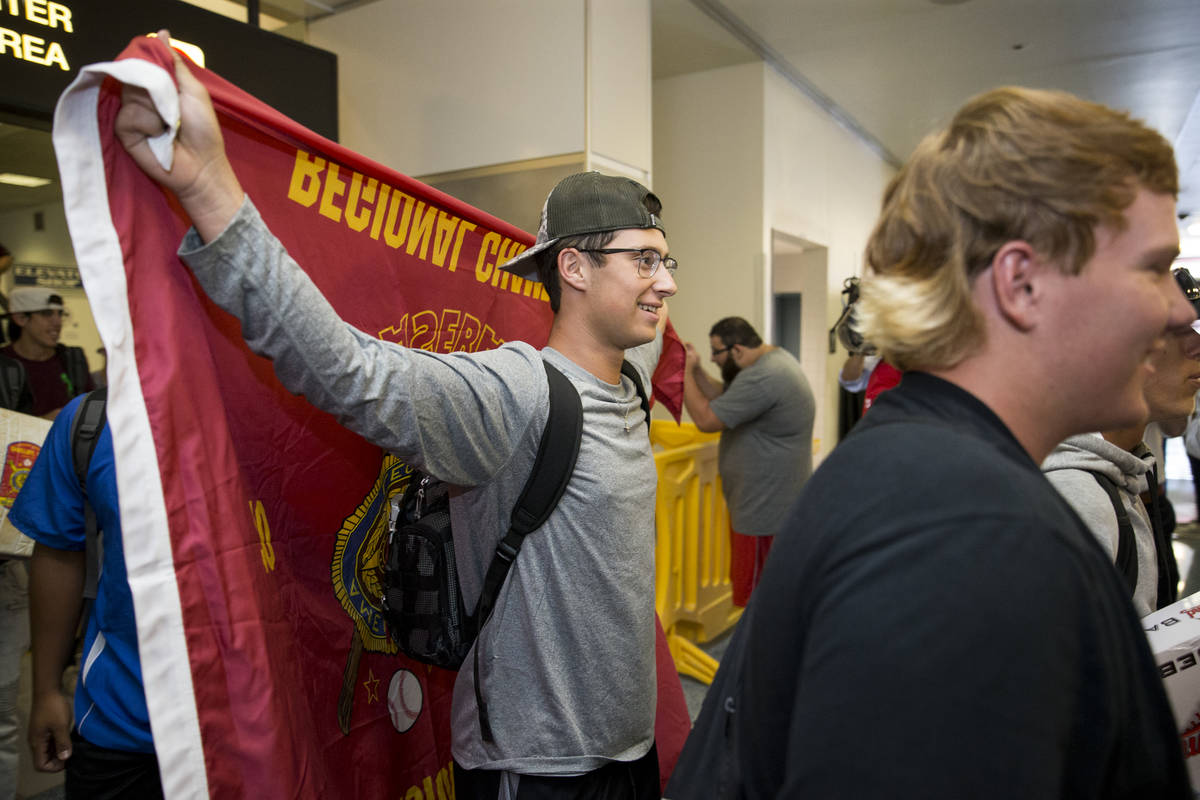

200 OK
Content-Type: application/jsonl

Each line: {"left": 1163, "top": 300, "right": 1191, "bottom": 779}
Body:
{"left": 53, "top": 35, "right": 688, "bottom": 799}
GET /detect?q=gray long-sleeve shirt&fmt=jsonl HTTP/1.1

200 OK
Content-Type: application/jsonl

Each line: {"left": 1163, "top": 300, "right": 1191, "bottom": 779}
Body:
{"left": 179, "top": 197, "right": 661, "bottom": 774}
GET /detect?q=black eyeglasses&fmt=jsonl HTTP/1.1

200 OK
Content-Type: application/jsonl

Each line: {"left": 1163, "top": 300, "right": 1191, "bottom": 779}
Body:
{"left": 1174, "top": 267, "right": 1200, "bottom": 309}
{"left": 711, "top": 345, "right": 731, "bottom": 357}
{"left": 1174, "top": 267, "right": 1200, "bottom": 331}
{"left": 577, "top": 248, "right": 678, "bottom": 279}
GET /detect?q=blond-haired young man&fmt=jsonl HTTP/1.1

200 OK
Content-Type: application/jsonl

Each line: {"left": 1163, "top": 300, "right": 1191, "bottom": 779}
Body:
{"left": 674, "top": 87, "right": 1194, "bottom": 799}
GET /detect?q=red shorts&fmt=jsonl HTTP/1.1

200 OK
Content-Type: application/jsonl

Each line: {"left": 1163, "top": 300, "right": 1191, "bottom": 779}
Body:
{"left": 730, "top": 528, "right": 773, "bottom": 608}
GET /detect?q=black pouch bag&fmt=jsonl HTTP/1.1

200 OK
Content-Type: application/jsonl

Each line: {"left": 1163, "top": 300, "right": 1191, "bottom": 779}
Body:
{"left": 382, "top": 473, "right": 472, "bottom": 668}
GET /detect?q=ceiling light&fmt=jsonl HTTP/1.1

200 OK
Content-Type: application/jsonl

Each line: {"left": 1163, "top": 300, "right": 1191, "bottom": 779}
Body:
{"left": 0, "top": 173, "right": 51, "bottom": 188}
{"left": 147, "top": 32, "right": 206, "bottom": 68}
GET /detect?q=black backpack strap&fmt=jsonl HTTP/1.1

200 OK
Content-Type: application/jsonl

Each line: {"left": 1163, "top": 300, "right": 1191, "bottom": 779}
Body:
{"left": 0, "top": 355, "right": 25, "bottom": 412}
{"left": 1142, "top": 463, "right": 1178, "bottom": 607}
{"left": 69, "top": 387, "right": 108, "bottom": 604}
{"left": 58, "top": 345, "right": 91, "bottom": 399}
{"left": 621, "top": 359, "right": 651, "bottom": 431}
{"left": 1088, "top": 471, "right": 1137, "bottom": 595}
{"left": 474, "top": 360, "right": 582, "bottom": 742}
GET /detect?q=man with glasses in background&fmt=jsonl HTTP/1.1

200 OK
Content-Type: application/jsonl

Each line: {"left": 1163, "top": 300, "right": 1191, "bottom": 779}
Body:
{"left": 1, "top": 287, "right": 93, "bottom": 419}
{"left": 681, "top": 316, "right": 814, "bottom": 606}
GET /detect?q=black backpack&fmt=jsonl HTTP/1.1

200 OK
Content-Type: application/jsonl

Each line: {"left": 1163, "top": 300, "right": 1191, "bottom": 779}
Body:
{"left": 380, "top": 358, "right": 649, "bottom": 742}
{"left": 0, "top": 354, "right": 32, "bottom": 414}
{"left": 57, "top": 345, "right": 92, "bottom": 400}
{"left": 69, "top": 387, "right": 108, "bottom": 618}
{"left": 1088, "top": 468, "right": 1178, "bottom": 609}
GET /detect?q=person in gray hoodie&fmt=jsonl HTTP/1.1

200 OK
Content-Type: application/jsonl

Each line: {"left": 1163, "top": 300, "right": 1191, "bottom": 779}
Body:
{"left": 1043, "top": 267, "right": 1200, "bottom": 615}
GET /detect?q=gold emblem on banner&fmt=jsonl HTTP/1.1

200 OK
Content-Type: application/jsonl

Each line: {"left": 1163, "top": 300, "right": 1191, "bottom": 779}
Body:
{"left": 331, "top": 454, "right": 414, "bottom": 734}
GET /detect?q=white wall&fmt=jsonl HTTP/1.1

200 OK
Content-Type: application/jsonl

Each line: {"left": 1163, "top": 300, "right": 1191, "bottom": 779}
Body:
{"left": 309, "top": 0, "right": 653, "bottom": 187}
{"left": 762, "top": 68, "right": 894, "bottom": 461}
{"left": 652, "top": 62, "right": 764, "bottom": 364}
{"left": 309, "top": 0, "right": 587, "bottom": 176}
{"left": 653, "top": 60, "right": 892, "bottom": 452}
{"left": 0, "top": 203, "right": 72, "bottom": 266}
{"left": 772, "top": 244, "right": 829, "bottom": 449}
{"left": 587, "top": 0, "right": 653, "bottom": 180}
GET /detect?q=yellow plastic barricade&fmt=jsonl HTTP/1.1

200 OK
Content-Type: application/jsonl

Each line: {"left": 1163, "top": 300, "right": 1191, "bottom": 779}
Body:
{"left": 652, "top": 420, "right": 742, "bottom": 684}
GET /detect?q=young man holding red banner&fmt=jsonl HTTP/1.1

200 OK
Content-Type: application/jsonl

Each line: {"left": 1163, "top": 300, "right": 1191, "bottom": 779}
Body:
{"left": 115, "top": 33, "right": 675, "bottom": 800}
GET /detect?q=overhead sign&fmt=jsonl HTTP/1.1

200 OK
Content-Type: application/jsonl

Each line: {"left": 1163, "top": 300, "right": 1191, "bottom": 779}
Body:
{"left": 0, "top": 0, "right": 336, "bottom": 140}
{"left": 13, "top": 261, "right": 81, "bottom": 288}
{"left": 1, "top": 0, "right": 73, "bottom": 70}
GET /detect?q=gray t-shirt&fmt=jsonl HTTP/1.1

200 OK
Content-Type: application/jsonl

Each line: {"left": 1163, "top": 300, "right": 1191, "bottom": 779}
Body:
{"left": 179, "top": 198, "right": 661, "bottom": 774}
{"left": 710, "top": 347, "right": 814, "bottom": 535}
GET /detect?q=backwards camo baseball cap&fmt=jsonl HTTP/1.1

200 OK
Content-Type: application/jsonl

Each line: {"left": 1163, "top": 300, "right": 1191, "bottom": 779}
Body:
{"left": 500, "top": 171, "right": 664, "bottom": 281}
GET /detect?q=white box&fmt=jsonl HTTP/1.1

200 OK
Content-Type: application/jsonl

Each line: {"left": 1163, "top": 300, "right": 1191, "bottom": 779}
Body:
{"left": 1144, "top": 592, "right": 1200, "bottom": 793}
{"left": 0, "top": 407, "right": 52, "bottom": 558}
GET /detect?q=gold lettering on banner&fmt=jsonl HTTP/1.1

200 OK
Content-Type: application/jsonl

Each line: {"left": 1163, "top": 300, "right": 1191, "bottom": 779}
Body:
{"left": 408, "top": 309, "right": 438, "bottom": 351}
{"left": 383, "top": 190, "right": 415, "bottom": 250}
{"left": 435, "top": 309, "right": 460, "bottom": 353}
{"left": 474, "top": 231, "right": 499, "bottom": 284}
{"left": 344, "top": 173, "right": 377, "bottom": 233}
{"left": 249, "top": 500, "right": 276, "bottom": 572}
{"left": 283, "top": 148, "right": 548, "bottom": 303}
{"left": 405, "top": 202, "right": 439, "bottom": 259}
{"left": 379, "top": 308, "right": 501, "bottom": 354}
{"left": 287, "top": 150, "right": 324, "bottom": 207}
{"left": 318, "top": 162, "right": 347, "bottom": 223}
{"left": 400, "top": 763, "right": 454, "bottom": 800}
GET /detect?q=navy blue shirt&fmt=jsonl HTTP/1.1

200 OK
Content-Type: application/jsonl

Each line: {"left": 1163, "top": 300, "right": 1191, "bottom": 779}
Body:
{"left": 731, "top": 372, "right": 1188, "bottom": 798}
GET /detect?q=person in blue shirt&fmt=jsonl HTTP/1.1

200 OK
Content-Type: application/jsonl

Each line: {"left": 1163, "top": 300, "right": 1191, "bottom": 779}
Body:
{"left": 12, "top": 391, "right": 162, "bottom": 799}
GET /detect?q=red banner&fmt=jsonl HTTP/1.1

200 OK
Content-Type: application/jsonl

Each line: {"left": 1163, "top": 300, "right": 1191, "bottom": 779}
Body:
{"left": 53, "top": 36, "right": 687, "bottom": 798}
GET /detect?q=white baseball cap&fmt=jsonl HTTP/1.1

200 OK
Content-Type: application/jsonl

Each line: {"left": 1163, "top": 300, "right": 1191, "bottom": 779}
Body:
{"left": 8, "top": 287, "right": 64, "bottom": 314}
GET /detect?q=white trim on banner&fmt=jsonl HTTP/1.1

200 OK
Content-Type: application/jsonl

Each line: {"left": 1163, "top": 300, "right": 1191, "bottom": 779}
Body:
{"left": 52, "top": 58, "right": 208, "bottom": 799}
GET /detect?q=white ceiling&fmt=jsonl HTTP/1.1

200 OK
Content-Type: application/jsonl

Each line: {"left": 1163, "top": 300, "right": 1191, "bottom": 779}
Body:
{"left": 650, "top": 0, "right": 1200, "bottom": 241}
{"left": 7, "top": 0, "right": 1200, "bottom": 241}
{"left": 226, "top": 0, "right": 1200, "bottom": 243}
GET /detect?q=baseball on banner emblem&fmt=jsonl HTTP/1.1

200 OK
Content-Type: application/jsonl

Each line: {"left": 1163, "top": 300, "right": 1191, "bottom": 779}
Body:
{"left": 387, "top": 668, "right": 424, "bottom": 733}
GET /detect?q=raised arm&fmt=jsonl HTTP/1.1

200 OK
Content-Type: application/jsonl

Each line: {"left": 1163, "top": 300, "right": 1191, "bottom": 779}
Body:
{"left": 112, "top": 31, "right": 540, "bottom": 483}
{"left": 114, "top": 29, "right": 244, "bottom": 242}
{"left": 682, "top": 343, "right": 726, "bottom": 432}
